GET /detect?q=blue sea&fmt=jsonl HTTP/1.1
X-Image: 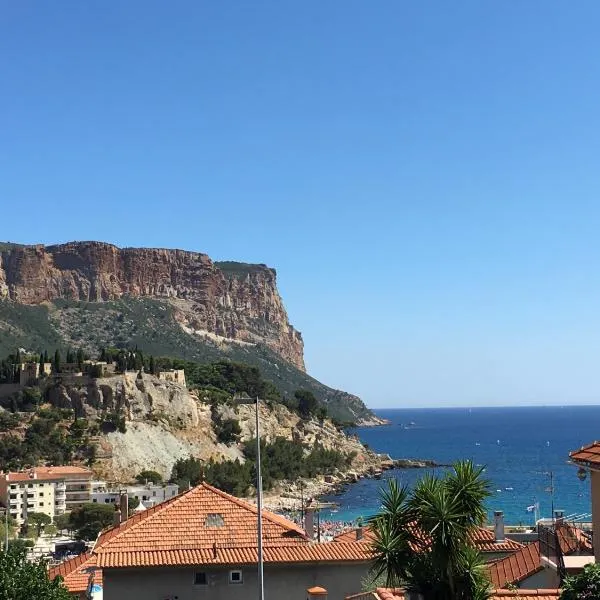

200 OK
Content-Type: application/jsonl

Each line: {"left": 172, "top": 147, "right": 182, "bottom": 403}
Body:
{"left": 320, "top": 406, "right": 599, "bottom": 525}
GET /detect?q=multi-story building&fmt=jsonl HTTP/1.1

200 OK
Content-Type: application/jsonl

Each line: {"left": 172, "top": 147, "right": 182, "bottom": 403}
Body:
{"left": 91, "top": 481, "right": 179, "bottom": 508}
{"left": 0, "top": 466, "right": 93, "bottom": 525}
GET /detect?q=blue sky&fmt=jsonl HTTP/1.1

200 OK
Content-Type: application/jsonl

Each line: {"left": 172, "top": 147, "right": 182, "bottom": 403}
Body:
{"left": 2, "top": 2, "right": 600, "bottom": 408}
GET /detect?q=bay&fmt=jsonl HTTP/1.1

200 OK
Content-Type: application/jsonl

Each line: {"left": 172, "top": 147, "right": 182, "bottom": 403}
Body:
{"left": 320, "top": 406, "right": 599, "bottom": 524}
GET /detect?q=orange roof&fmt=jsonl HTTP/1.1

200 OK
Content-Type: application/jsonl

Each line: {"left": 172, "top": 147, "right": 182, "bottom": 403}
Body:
{"left": 4, "top": 466, "right": 92, "bottom": 482}
{"left": 570, "top": 441, "right": 600, "bottom": 468}
{"left": 334, "top": 525, "right": 523, "bottom": 553}
{"left": 556, "top": 522, "right": 593, "bottom": 554}
{"left": 487, "top": 541, "right": 542, "bottom": 587}
{"left": 359, "top": 589, "right": 560, "bottom": 600}
{"left": 93, "top": 482, "right": 372, "bottom": 569}
{"left": 48, "top": 552, "right": 102, "bottom": 594}
{"left": 487, "top": 521, "right": 594, "bottom": 588}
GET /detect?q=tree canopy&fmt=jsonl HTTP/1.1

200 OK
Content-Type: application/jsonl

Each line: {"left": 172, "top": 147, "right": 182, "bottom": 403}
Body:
{"left": 561, "top": 562, "right": 600, "bottom": 600}
{"left": 0, "top": 546, "right": 71, "bottom": 600}
{"left": 135, "top": 470, "right": 163, "bottom": 485}
{"left": 69, "top": 503, "right": 115, "bottom": 541}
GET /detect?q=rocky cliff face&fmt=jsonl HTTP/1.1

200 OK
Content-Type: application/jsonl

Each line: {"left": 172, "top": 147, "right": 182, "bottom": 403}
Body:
{"left": 46, "top": 373, "right": 380, "bottom": 483}
{"left": 0, "top": 242, "right": 304, "bottom": 369}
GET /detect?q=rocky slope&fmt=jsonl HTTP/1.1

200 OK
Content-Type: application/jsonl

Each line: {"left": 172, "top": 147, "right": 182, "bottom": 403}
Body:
{"left": 0, "top": 241, "right": 303, "bottom": 368}
{"left": 45, "top": 373, "right": 384, "bottom": 488}
{"left": 0, "top": 241, "right": 375, "bottom": 423}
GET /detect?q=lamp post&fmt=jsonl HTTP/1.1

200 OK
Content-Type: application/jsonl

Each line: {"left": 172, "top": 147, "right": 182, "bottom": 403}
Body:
{"left": 235, "top": 395, "right": 264, "bottom": 600}
{"left": 2, "top": 506, "right": 8, "bottom": 552}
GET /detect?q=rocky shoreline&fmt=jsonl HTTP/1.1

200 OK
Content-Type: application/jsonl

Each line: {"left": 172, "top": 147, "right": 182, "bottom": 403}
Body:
{"left": 262, "top": 454, "right": 446, "bottom": 513}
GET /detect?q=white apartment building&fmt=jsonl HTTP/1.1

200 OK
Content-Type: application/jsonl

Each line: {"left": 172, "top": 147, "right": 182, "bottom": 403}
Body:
{"left": 0, "top": 466, "right": 92, "bottom": 525}
{"left": 91, "top": 481, "right": 179, "bottom": 508}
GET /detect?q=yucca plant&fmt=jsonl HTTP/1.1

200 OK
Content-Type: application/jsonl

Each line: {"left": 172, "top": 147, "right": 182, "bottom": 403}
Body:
{"left": 370, "top": 461, "right": 492, "bottom": 600}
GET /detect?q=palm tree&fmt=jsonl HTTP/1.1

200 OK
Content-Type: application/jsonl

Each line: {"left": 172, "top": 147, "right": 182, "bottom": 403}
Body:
{"left": 370, "top": 460, "right": 491, "bottom": 600}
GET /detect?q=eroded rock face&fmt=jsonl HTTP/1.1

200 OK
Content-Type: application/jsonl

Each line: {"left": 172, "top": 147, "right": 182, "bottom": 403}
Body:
{"left": 0, "top": 241, "right": 304, "bottom": 369}
{"left": 45, "top": 373, "right": 376, "bottom": 482}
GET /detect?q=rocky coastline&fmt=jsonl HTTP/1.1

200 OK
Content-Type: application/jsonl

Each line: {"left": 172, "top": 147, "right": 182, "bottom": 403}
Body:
{"left": 262, "top": 454, "right": 446, "bottom": 513}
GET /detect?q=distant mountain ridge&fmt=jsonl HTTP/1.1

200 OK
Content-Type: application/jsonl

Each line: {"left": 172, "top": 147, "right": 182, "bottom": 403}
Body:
{"left": 0, "top": 241, "right": 375, "bottom": 423}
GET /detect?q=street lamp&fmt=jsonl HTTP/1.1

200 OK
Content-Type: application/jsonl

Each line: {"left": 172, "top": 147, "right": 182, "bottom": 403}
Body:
{"left": 2, "top": 506, "right": 8, "bottom": 552}
{"left": 234, "top": 395, "right": 264, "bottom": 600}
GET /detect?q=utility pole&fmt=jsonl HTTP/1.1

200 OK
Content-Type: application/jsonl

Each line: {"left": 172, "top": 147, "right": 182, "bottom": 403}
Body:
{"left": 235, "top": 395, "right": 265, "bottom": 600}
{"left": 3, "top": 507, "right": 8, "bottom": 552}
{"left": 255, "top": 396, "right": 264, "bottom": 600}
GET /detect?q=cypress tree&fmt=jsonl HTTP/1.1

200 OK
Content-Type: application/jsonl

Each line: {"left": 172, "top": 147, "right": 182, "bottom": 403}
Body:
{"left": 53, "top": 350, "right": 61, "bottom": 374}
{"left": 76, "top": 348, "right": 84, "bottom": 370}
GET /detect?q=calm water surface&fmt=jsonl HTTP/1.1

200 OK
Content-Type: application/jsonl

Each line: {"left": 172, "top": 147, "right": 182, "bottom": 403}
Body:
{"left": 320, "top": 406, "right": 599, "bottom": 524}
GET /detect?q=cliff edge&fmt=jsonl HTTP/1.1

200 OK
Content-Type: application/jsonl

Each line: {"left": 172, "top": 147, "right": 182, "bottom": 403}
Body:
{"left": 0, "top": 241, "right": 304, "bottom": 369}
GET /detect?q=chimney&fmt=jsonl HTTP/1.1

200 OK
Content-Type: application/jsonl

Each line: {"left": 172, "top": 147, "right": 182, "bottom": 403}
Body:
{"left": 306, "top": 586, "right": 327, "bottom": 600}
{"left": 119, "top": 492, "right": 128, "bottom": 523}
{"left": 304, "top": 507, "right": 315, "bottom": 540}
{"left": 356, "top": 525, "right": 364, "bottom": 541}
{"left": 494, "top": 511, "right": 505, "bottom": 542}
{"left": 554, "top": 510, "right": 564, "bottom": 524}
{"left": 113, "top": 505, "right": 121, "bottom": 527}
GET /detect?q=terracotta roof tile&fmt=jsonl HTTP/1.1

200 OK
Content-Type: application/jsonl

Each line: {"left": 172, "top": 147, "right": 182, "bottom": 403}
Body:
{"left": 364, "top": 589, "right": 560, "bottom": 600}
{"left": 556, "top": 522, "right": 593, "bottom": 554}
{"left": 334, "top": 525, "right": 523, "bottom": 553}
{"left": 4, "top": 466, "right": 92, "bottom": 482}
{"left": 569, "top": 441, "right": 600, "bottom": 467}
{"left": 93, "top": 482, "right": 372, "bottom": 568}
{"left": 48, "top": 552, "right": 102, "bottom": 594}
{"left": 487, "top": 541, "right": 542, "bottom": 588}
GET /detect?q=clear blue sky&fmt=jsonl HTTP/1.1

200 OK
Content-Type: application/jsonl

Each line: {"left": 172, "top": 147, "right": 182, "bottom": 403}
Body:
{"left": 2, "top": 2, "right": 600, "bottom": 408}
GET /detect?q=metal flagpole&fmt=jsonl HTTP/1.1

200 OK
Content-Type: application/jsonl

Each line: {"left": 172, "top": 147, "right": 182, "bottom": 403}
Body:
{"left": 255, "top": 396, "right": 264, "bottom": 600}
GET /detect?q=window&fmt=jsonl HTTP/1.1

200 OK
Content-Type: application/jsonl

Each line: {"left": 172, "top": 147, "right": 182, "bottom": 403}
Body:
{"left": 39, "top": 493, "right": 44, "bottom": 497}
{"left": 205, "top": 513, "right": 224, "bottom": 527}
{"left": 194, "top": 572, "right": 207, "bottom": 586}
{"left": 9, "top": 494, "right": 16, "bottom": 500}
{"left": 93, "top": 499, "right": 97, "bottom": 503}
{"left": 27, "top": 484, "right": 33, "bottom": 488}
{"left": 9, "top": 485, "right": 16, "bottom": 490}
{"left": 39, "top": 502, "right": 44, "bottom": 507}
{"left": 229, "top": 570, "right": 243, "bottom": 585}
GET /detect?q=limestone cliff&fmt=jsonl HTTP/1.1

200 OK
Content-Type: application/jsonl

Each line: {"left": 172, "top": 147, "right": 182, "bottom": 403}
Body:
{"left": 46, "top": 373, "right": 381, "bottom": 483}
{"left": 0, "top": 241, "right": 304, "bottom": 369}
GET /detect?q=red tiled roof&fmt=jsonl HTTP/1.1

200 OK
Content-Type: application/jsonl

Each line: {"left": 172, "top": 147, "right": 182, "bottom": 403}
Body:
{"left": 487, "top": 521, "right": 594, "bottom": 589}
{"left": 487, "top": 541, "right": 542, "bottom": 588}
{"left": 556, "top": 522, "right": 593, "bottom": 554}
{"left": 334, "top": 525, "right": 523, "bottom": 553}
{"left": 95, "top": 542, "right": 372, "bottom": 569}
{"left": 4, "top": 466, "right": 92, "bottom": 482}
{"left": 360, "top": 589, "right": 561, "bottom": 600}
{"left": 569, "top": 441, "right": 600, "bottom": 467}
{"left": 93, "top": 482, "right": 372, "bottom": 568}
{"left": 48, "top": 552, "right": 102, "bottom": 594}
